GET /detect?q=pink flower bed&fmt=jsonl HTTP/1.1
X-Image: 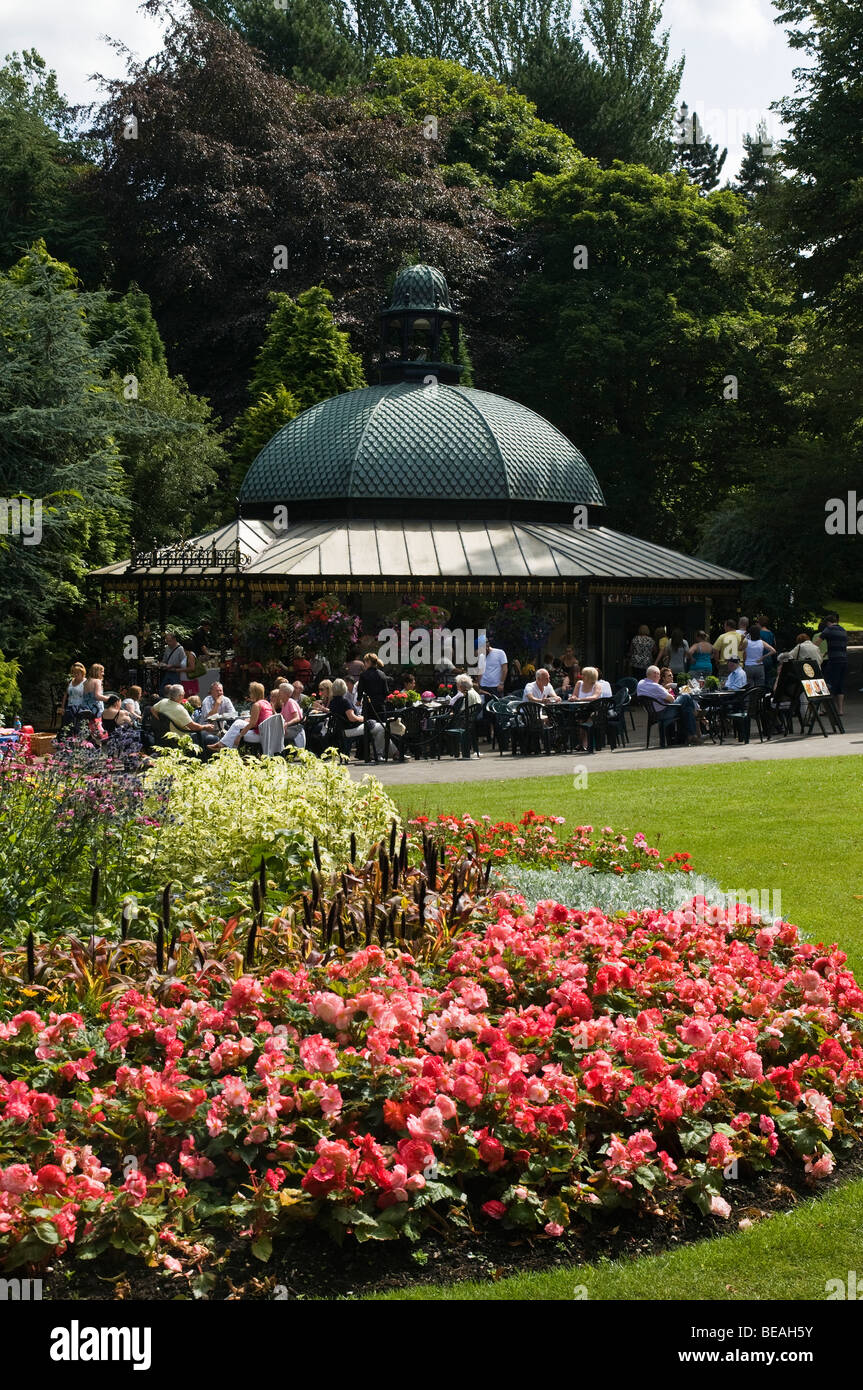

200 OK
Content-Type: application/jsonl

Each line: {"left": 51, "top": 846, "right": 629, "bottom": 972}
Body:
{"left": 1, "top": 895, "right": 862, "bottom": 1280}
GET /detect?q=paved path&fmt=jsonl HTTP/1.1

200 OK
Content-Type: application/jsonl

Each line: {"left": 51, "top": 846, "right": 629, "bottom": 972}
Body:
{"left": 348, "top": 697, "right": 863, "bottom": 785}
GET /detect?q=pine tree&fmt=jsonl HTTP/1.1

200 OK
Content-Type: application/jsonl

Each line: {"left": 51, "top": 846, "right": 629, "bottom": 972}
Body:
{"left": 671, "top": 106, "right": 728, "bottom": 193}
{"left": 229, "top": 285, "right": 367, "bottom": 487}
{"left": 512, "top": 0, "right": 683, "bottom": 171}
{"left": 88, "top": 284, "right": 168, "bottom": 375}
{"left": 736, "top": 120, "right": 780, "bottom": 202}
{"left": 247, "top": 286, "right": 366, "bottom": 407}
{"left": 0, "top": 244, "right": 131, "bottom": 665}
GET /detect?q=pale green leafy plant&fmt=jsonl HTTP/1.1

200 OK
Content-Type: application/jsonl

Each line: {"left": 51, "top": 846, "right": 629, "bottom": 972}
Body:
{"left": 141, "top": 747, "right": 399, "bottom": 888}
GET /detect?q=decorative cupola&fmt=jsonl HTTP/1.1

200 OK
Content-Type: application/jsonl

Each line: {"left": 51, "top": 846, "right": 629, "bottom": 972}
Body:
{"left": 378, "top": 263, "right": 463, "bottom": 385}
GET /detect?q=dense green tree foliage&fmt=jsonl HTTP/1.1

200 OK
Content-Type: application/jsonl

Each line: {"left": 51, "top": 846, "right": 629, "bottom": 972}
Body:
{"left": 508, "top": 163, "right": 791, "bottom": 547}
{"left": 230, "top": 286, "right": 367, "bottom": 484}
{"left": 0, "top": 50, "right": 105, "bottom": 280}
{"left": 91, "top": 8, "right": 505, "bottom": 418}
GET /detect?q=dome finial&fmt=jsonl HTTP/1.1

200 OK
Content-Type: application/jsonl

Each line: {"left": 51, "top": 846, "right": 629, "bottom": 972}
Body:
{"left": 379, "top": 264, "right": 461, "bottom": 385}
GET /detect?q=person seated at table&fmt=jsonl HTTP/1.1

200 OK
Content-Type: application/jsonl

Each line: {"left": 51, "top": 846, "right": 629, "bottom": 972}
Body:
{"left": 274, "top": 682, "right": 306, "bottom": 748}
{"left": 200, "top": 682, "right": 237, "bottom": 726}
{"left": 292, "top": 680, "right": 305, "bottom": 702}
{"left": 121, "top": 685, "right": 143, "bottom": 721}
{"left": 401, "top": 672, "right": 418, "bottom": 694}
{"left": 570, "top": 666, "right": 608, "bottom": 748}
{"left": 210, "top": 683, "right": 274, "bottom": 750}
{"left": 329, "top": 678, "right": 401, "bottom": 761}
{"left": 313, "top": 679, "right": 333, "bottom": 711}
{"left": 720, "top": 657, "right": 748, "bottom": 727}
{"left": 658, "top": 667, "right": 677, "bottom": 693}
{"left": 152, "top": 685, "right": 210, "bottom": 741}
{"left": 345, "top": 675, "right": 361, "bottom": 712}
{"left": 357, "top": 652, "right": 390, "bottom": 716}
{"left": 524, "top": 668, "right": 561, "bottom": 705}
{"left": 345, "top": 647, "right": 365, "bottom": 681}
{"left": 101, "top": 696, "right": 133, "bottom": 736}
{"left": 450, "top": 672, "right": 481, "bottom": 713}
{"left": 572, "top": 666, "right": 605, "bottom": 700}
{"left": 442, "top": 674, "right": 479, "bottom": 759}
{"left": 637, "top": 666, "right": 701, "bottom": 746}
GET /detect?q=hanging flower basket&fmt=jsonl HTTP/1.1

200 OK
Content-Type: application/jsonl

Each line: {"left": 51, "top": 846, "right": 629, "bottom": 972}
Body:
{"left": 384, "top": 595, "right": 451, "bottom": 634}
{"left": 295, "top": 594, "right": 362, "bottom": 667}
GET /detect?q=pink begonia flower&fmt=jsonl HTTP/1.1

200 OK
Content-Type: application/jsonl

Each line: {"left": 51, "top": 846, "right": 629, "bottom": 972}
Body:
{"left": 741, "top": 1052, "right": 764, "bottom": 1080}
{"left": 227, "top": 976, "right": 264, "bottom": 1013}
{"left": 310, "top": 1081, "right": 343, "bottom": 1117}
{"left": 311, "top": 992, "right": 356, "bottom": 1031}
{"left": 299, "top": 1034, "right": 339, "bottom": 1074}
{"left": 435, "top": 1094, "right": 457, "bottom": 1121}
{"left": 802, "top": 1090, "right": 833, "bottom": 1127}
{"left": 803, "top": 1154, "right": 834, "bottom": 1178}
{"left": 122, "top": 1170, "right": 148, "bottom": 1206}
{"left": 544, "top": 1222, "right": 564, "bottom": 1237}
{"left": 709, "top": 1194, "right": 731, "bottom": 1219}
{"left": 220, "top": 1077, "right": 252, "bottom": 1110}
{"left": 407, "top": 1107, "right": 446, "bottom": 1140}
{"left": 0, "top": 1165, "right": 37, "bottom": 1194}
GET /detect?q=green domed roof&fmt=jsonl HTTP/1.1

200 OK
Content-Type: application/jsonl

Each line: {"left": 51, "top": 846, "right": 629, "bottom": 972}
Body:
{"left": 387, "top": 263, "right": 453, "bottom": 312}
{"left": 239, "top": 382, "right": 605, "bottom": 511}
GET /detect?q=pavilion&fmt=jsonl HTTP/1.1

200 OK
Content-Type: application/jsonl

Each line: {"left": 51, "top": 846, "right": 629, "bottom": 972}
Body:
{"left": 91, "top": 264, "right": 747, "bottom": 679}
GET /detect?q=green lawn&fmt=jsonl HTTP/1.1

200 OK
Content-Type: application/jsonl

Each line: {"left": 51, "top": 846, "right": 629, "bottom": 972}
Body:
{"left": 826, "top": 598, "right": 863, "bottom": 632}
{"left": 393, "top": 758, "right": 863, "bottom": 971}
{"left": 380, "top": 756, "right": 863, "bottom": 1301}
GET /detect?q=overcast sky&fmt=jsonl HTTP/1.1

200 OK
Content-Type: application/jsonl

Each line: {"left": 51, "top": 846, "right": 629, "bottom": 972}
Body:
{"left": 1, "top": 0, "right": 802, "bottom": 172}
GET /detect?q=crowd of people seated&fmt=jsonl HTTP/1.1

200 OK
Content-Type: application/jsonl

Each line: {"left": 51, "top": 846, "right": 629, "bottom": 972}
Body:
{"left": 52, "top": 611, "right": 851, "bottom": 768}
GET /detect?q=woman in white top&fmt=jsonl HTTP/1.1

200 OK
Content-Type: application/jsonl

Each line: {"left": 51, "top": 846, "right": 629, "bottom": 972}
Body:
{"left": 571, "top": 666, "right": 609, "bottom": 749}
{"left": 60, "top": 663, "right": 87, "bottom": 728}
{"left": 740, "top": 623, "right": 777, "bottom": 689}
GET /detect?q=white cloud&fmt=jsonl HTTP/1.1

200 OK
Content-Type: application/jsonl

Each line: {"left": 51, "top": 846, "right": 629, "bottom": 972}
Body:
{"left": 664, "top": 0, "right": 775, "bottom": 51}
{"left": 0, "top": 1, "right": 167, "bottom": 108}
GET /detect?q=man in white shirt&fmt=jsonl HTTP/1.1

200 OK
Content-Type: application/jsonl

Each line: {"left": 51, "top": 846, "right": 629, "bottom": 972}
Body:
{"left": 479, "top": 639, "right": 508, "bottom": 698}
{"left": 345, "top": 676, "right": 361, "bottom": 712}
{"left": 636, "top": 667, "right": 700, "bottom": 744}
{"left": 523, "top": 669, "right": 561, "bottom": 704}
{"left": 199, "top": 683, "right": 238, "bottom": 724}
